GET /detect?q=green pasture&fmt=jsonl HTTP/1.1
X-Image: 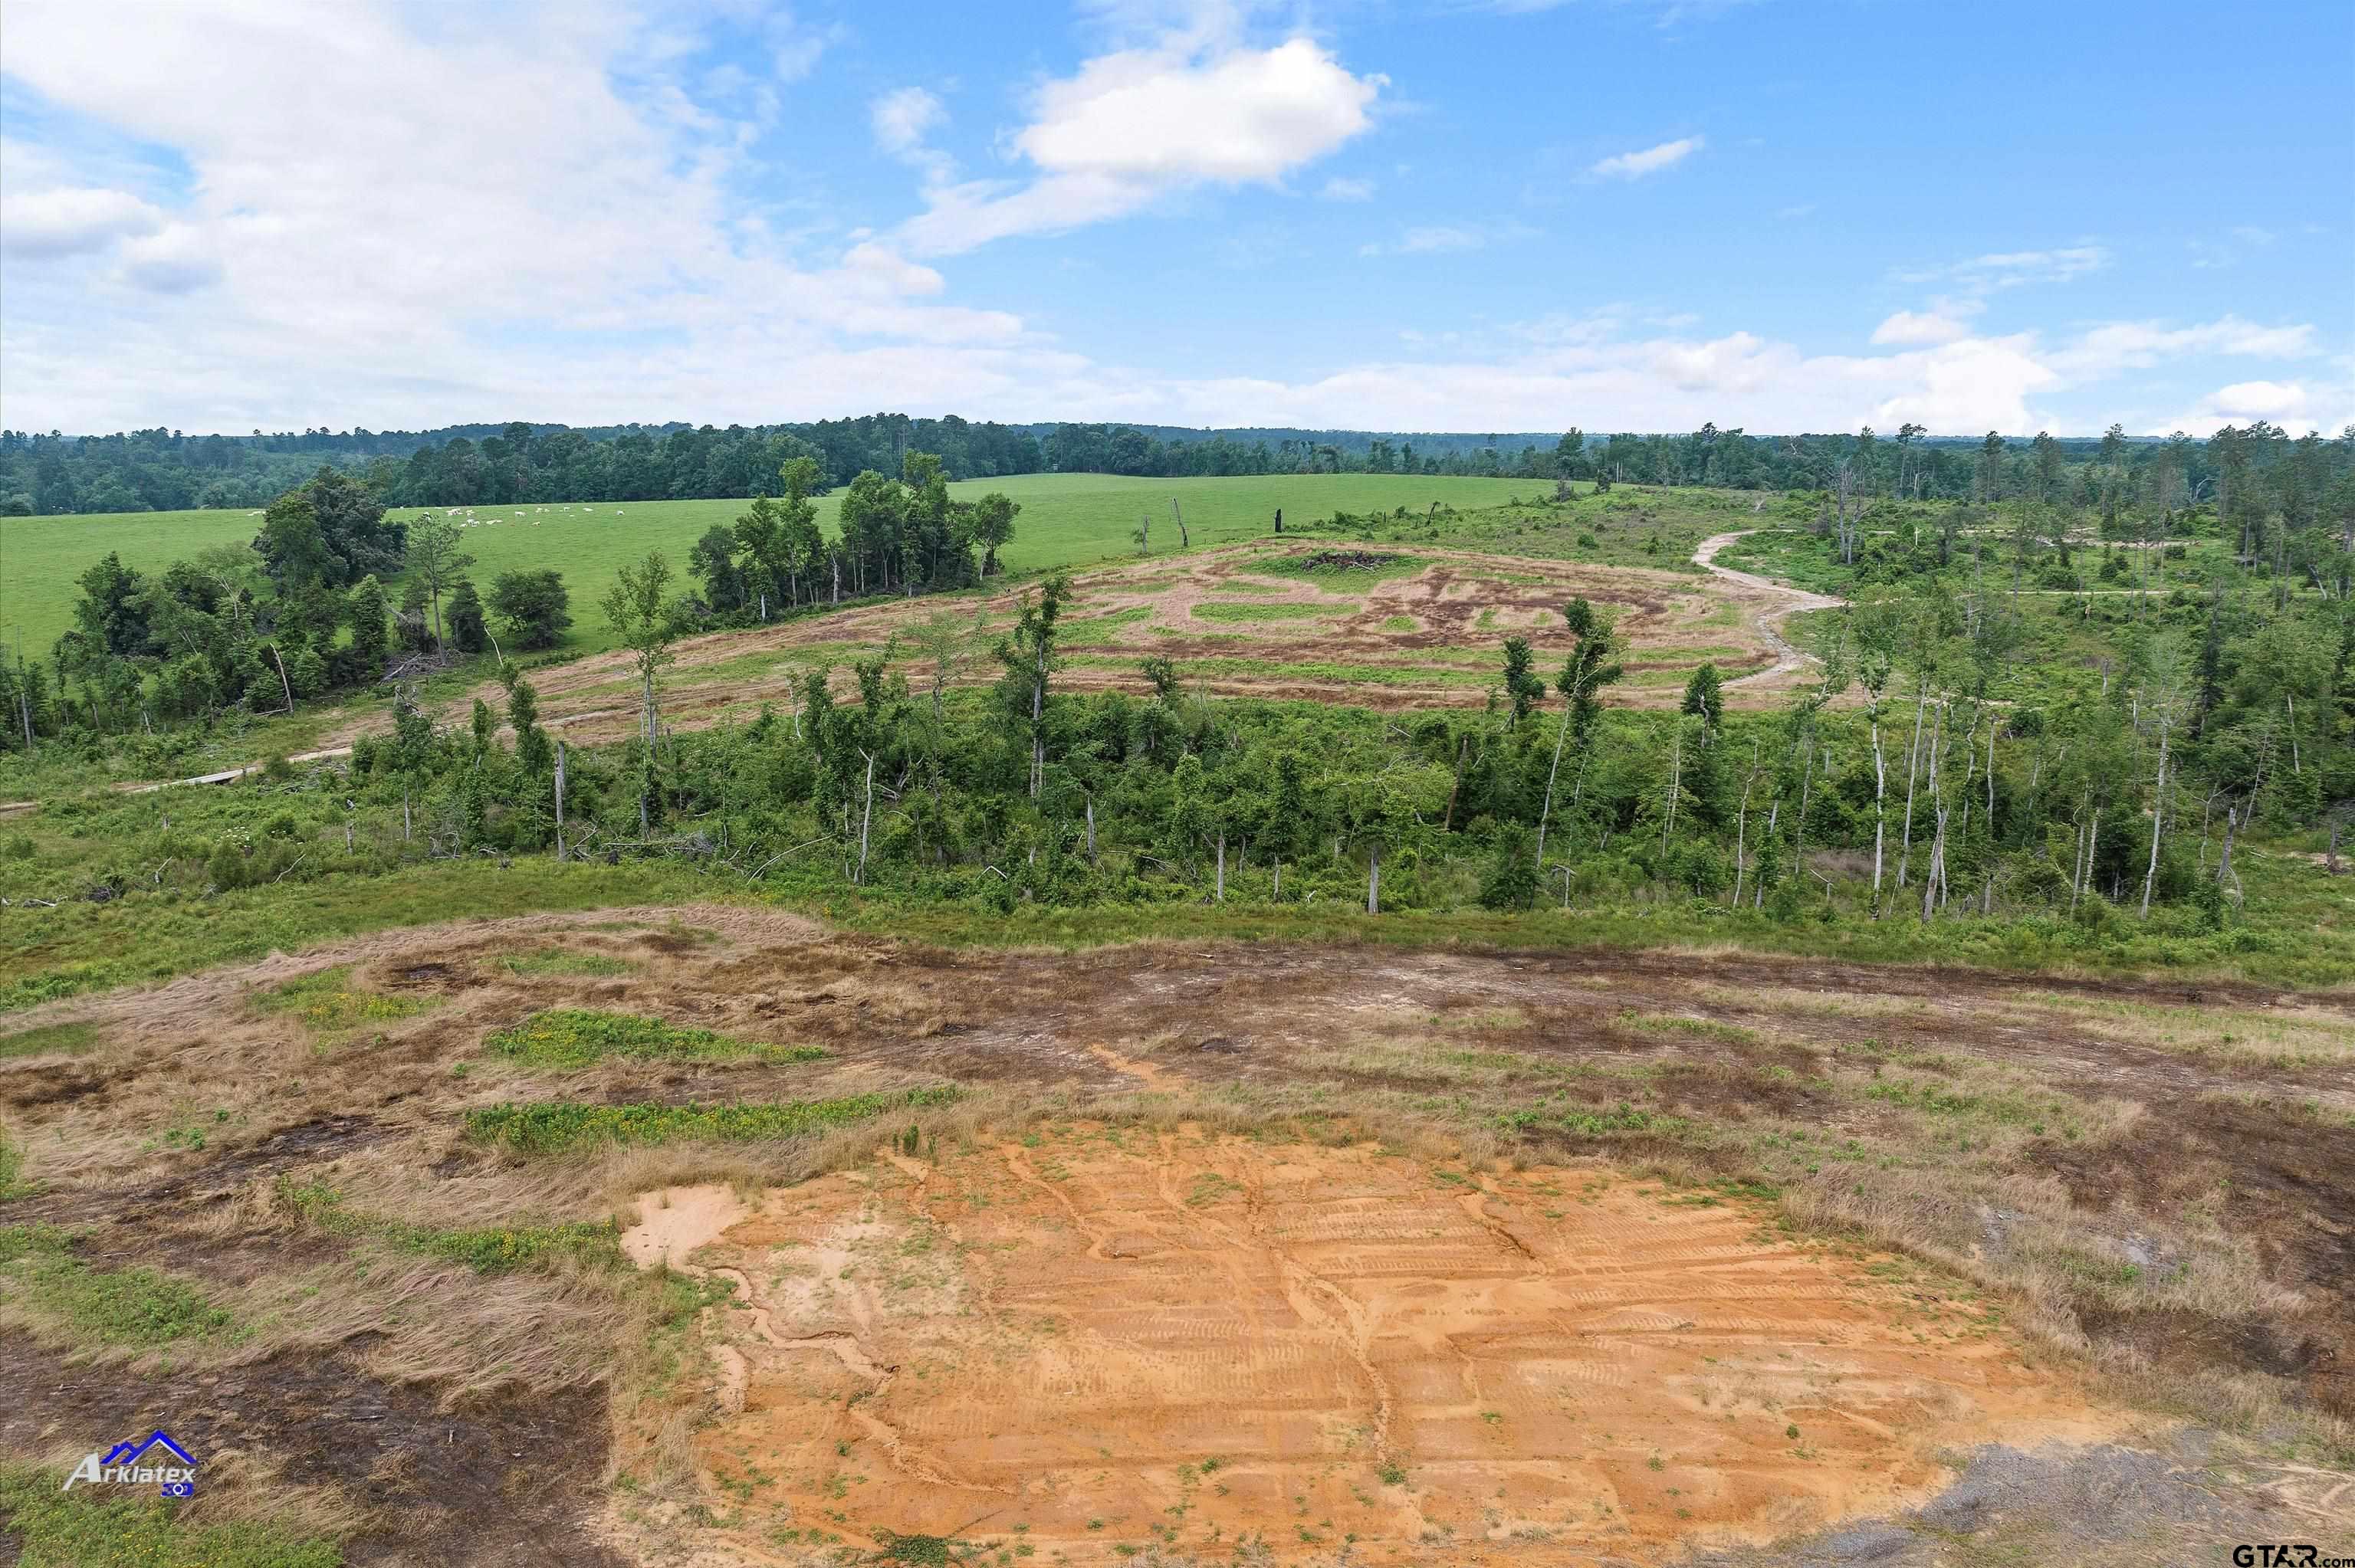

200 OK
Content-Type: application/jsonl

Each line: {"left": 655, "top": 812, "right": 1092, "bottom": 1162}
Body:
{"left": 0, "top": 473, "right": 1543, "bottom": 658}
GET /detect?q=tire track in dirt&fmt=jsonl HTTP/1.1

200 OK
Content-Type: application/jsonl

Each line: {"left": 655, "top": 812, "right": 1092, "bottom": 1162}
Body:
{"left": 624, "top": 1187, "right": 1007, "bottom": 1501}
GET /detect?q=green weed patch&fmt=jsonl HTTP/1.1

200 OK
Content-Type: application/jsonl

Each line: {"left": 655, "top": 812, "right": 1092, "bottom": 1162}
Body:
{"left": 274, "top": 1179, "right": 620, "bottom": 1274}
{"left": 253, "top": 966, "right": 431, "bottom": 1032}
{"left": 483, "top": 1008, "right": 825, "bottom": 1070}
{"left": 0, "top": 1467, "right": 342, "bottom": 1568}
{"left": 464, "top": 1087, "right": 958, "bottom": 1154}
{"left": 0, "top": 1225, "right": 239, "bottom": 1347}
{"left": 499, "top": 949, "right": 636, "bottom": 977}
{"left": 1191, "top": 600, "right": 1352, "bottom": 622}
{"left": 0, "top": 1020, "right": 99, "bottom": 1058}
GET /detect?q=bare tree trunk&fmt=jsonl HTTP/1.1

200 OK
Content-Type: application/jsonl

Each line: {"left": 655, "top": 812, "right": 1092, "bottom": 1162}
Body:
{"left": 271, "top": 645, "right": 296, "bottom": 715}
{"left": 1366, "top": 841, "right": 1380, "bottom": 915}
{"left": 1662, "top": 724, "right": 1683, "bottom": 851}
{"left": 2216, "top": 803, "right": 2237, "bottom": 887}
{"left": 857, "top": 752, "right": 875, "bottom": 885}
{"left": 403, "top": 783, "right": 412, "bottom": 843}
{"left": 2084, "top": 807, "right": 2100, "bottom": 906}
{"left": 1733, "top": 738, "right": 1759, "bottom": 907}
{"left": 1171, "top": 499, "right": 1189, "bottom": 549}
{"left": 2070, "top": 813, "right": 2087, "bottom": 913}
{"left": 1026, "top": 640, "right": 1045, "bottom": 800}
{"left": 1534, "top": 709, "right": 1571, "bottom": 868}
{"left": 1215, "top": 832, "right": 1226, "bottom": 903}
{"left": 554, "top": 740, "right": 567, "bottom": 860}
{"left": 1896, "top": 675, "right": 1929, "bottom": 885}
{"left": 1085, "top": 799, "right": 1096, "bottom": 864}
{"left": 1982, "top": 720, "right": 1997, "bottom": 914}
{"left": 1273, "top": 860, "right": 1282, "bottom": 900}
{"left": 2140, "top": 720, "right": 2170, "bottom": 918}
{"left": 1868, "top": 698, "right": 1887, "bottom": 912}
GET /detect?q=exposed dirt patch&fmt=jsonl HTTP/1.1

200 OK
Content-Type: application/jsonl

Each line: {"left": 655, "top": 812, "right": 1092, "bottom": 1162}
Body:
{"left": 624, "top": 1127, "right": 2111, "bottom": 1563}
{"left": 5, "top": 907, "right": 2349, "bottom": 1563}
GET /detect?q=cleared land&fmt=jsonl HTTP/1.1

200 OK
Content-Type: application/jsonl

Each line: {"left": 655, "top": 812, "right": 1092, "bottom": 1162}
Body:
{"left": 0, "top": 473, "right": 1548, "bottom": 658}
{"left": 2, "top": 904, "right": 2347, "bottom": 1563}
{"left": 335, "top": 538, "right": 1805, "bottom": 756}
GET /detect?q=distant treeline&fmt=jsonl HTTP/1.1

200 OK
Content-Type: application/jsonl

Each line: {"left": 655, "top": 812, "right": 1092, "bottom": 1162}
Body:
{"left": 5, "top": 412, "right": 2347, "bottom": 516}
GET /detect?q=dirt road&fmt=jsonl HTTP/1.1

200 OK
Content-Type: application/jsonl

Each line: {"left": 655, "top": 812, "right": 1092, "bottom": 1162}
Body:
{"left": 1691, "top": 528, "right": 1847, "bottom": 688}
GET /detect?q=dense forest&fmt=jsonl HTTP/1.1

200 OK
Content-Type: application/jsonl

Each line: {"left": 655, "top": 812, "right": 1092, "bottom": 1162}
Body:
{"left": 10, "top": 414, "right": 2344, "bottom": 515}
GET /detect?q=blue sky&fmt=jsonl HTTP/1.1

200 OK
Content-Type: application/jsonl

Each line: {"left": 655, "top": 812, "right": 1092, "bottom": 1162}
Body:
{"left": 2, "top": 0, "right": 2348, "bottom": 437}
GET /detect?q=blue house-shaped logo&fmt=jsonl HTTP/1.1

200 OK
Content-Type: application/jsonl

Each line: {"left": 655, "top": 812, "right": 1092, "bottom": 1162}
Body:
{"left": 101, "top": 1432, "right": 197, "bottom": 1468}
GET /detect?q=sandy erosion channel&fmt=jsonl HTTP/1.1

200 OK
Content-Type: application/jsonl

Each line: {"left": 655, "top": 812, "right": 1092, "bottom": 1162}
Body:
{"left": 619, "top": 1124, "right": 2111, "bottom": 1564}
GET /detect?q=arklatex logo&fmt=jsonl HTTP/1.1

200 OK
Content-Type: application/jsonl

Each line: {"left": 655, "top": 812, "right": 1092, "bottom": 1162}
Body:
{"left": 62, "top": 1429, "right": 198, "bottom": 1497}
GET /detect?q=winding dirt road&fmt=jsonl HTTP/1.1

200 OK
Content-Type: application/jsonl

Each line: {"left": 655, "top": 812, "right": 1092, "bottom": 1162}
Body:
{"left": 1691, "top": 527, "right": 1846, "bottom": 688}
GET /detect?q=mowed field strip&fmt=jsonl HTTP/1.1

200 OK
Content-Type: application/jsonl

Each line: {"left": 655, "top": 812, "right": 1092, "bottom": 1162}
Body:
{"left": 0, "top": 473, "right": 1545, "bottom": 656}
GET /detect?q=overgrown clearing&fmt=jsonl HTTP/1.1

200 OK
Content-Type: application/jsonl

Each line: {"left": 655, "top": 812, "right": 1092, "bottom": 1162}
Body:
{"left": 0, "top": 472, "right": 1544, "bottom": 658}
{"left": 1, "top": 904, "right": 2347, "bottom": 1563}
{"left": 324, "top": 538, "right": 1783, "bottom": 756}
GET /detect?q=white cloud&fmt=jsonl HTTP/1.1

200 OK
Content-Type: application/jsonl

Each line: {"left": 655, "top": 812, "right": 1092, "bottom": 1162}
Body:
{"left": 1319, "top": 175, "right": 1375, "bottom": 201}
{"left": 2045, "top": 315, "right": 2317, "bottom": 378}
{"left": 117, "top": 223, "right": 223, "bottom": 294}
{"left": 872, "top": 87, "right": 946, "bottom": 157}
{"left": 1900, "top": 244, "right": 2110, "bottom": 292}
{"left": 1360, "top": 224, "right": 1483, "bottom": 257}
{"left": 0, "top": 0, "right": 1029, "bottom": 431}
{"left": 898, "top": 34, "right": 1383, "bottom": 254}
{"left": 2143, "top": 380, "right": 2353, "bottom": 438}
{"left": 0, "top": 185, "right": 163, "bottom": 258}
{"left": 1871, "top": 310, "right": 1972, "bottom": 347}
{"left": 1588, "top": 136, "right": 1703, "bottom": 181}
{"left": 1774, "top": 202, "right": 1815, "bottom": 220}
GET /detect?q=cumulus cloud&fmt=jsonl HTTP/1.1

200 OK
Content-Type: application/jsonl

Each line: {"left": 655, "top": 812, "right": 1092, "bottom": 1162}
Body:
{"left": 898, "top": 34, "right": 1383, "bottom": 254}
{"left": 0, "top": 185, "right": 163, "bottom": 258}
{"left": 872, "top": 88, "right": 946, "bottom": 160}
{"left": 1588, "top": 136, "right": 1703, "bottom": 180}
{"left": 1319, "top": 175, "right": 1375, "bottom": 201}
{"left": 1871, "top": 310, "right": 1972, "bottom": 347}
{"left": 0, "top": 0, "right": 1033, "bottom": 431}
{"left": 2145, "top": 379, "right": 2353, "bottom": 438}
{"left": 117, "top": 223, "right": 223, "bottom": 294}
{"left": 2045, "top": 316, "right": 2317, "bottom": 379}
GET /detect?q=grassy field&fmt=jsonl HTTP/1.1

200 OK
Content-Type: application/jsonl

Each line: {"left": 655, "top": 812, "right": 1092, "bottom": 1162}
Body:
{"left": 0, "top": 473, "right": 1545, "bottom": 658}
